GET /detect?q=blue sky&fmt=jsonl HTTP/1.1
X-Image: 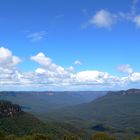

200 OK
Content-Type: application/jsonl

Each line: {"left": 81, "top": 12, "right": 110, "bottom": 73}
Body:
{"left": 0, "top": 0, "right": 140, "bottom": 90}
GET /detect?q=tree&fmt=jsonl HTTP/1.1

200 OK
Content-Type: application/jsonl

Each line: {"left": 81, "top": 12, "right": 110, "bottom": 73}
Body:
{"left": 0, "top": 131, "right": 5, "bottom": 140}
{"left": 31, "top": 133, "right": 52, "bottom": 140}
{"left": 136, "top": 137, "right": 140, "bottom": 140}
{"left": 64, "top": 134, "right": 79, "bottom": 140}
{"left": 91, "top": 132, "right": 116, "bottom": 140}
{"left": 6, "top": 134, "right": 16, "bottom": 140}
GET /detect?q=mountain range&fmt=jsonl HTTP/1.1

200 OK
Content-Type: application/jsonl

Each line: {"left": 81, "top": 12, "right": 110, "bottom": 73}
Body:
{"left": 0, "top": 89, "right": 140, "bottom": 140}
{"left": 0, "top": 91, "right": 106, "bottom": 116}
{"left": 46, "top": 89, "right": 140, "bottom": 140}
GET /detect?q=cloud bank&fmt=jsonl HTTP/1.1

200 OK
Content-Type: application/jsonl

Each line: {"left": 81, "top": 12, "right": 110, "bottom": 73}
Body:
{"left": 0, "top": 47, "right": 140, "bottom": 90}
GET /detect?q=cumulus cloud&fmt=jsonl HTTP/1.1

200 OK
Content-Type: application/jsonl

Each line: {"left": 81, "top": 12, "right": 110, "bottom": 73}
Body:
{"left": 1, "top": 47, "right": 140, "bottom": 90}
{"left": 130, "top": 72, "right": 140, "bottom": 82}
{"left": 31, "top": 53, "right": 118, "bottom": 88}
{"left": 130, "top": 0, "right": 140, "bottom": 28}
{"left": 0, "top": 47, "right": 21, "bottom": 68}
{"left": 76, "top": 71, "right": 109, "bottom": 83}
{"left": 133, "top": 15, "right": 140, "bottom": 27}
{"left": 74, "top": 60, "right": 82, "bottom": 66}
{"left": 35, "top": 68, "right": 46, "bottom": 74}
{"left": 30, "top": 53, "right": 133, "bottom": 89}
{"left": 118, "top": 64, "right": 133, "bottom": 74}
{"left": 89, "top": 10, "right": 117, "bottom": 28}
{"left": 31, "top": 52, "right": 69, "bottom": 76}
{"left": 85, "top": 0, "right": 140, "bottom": 29}
{"left": 31, "top": 52, "right": 52, "bottom": 67}
{"left": 31, "top": 52, "right": 73, "bottom": 87}
{"left": 0, "top": 47, "right": 22, "bottom": 85}
{"left": 67, "top": 66, "right": 75, "bottom": 72}
{"left": 131, "top": 0, "right": 139, "bottom": 16}
{"left": 27, "top": 31, "right": 47, "bottom": 42}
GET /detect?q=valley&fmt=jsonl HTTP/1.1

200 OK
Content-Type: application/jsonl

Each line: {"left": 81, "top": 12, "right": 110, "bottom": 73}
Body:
{"left": 0, "top": 89, "right": 140, "bottom": 140}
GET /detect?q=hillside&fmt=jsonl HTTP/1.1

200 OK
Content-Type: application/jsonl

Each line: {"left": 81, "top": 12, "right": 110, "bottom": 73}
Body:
{"left": 0, "top": 100, "right": 85, "bottom": 140}
{"left": 47, "top": 89, "right": 140, "bottom": 140}
{"left": 0, "top": 91, "right": 106, "bottom": 116}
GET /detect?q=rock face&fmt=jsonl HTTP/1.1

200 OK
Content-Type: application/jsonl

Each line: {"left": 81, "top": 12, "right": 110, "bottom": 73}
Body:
{"left": 0, "top": 100, "right": 21, "bottom": 117}
{"left": 108, "top": 89, "right": 140, "bottom": 96}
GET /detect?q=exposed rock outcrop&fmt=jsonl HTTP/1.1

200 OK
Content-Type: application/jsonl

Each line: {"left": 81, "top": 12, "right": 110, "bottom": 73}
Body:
{"left": 0, "top": 100, "right": 22, "bottom": 117}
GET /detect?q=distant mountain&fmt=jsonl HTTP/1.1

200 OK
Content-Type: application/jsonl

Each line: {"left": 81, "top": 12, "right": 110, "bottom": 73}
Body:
{"left": 0, "top": 91, "right": 106, "bottom": 116}
{"left": 47, "top": 89, "right": 140, "bottom": 140}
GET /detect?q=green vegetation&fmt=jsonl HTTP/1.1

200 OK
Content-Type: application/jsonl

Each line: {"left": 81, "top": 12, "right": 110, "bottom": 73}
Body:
{"left": 0, "top": 91, "right": 105, "bottom": 115}
{"left": 0, "top": 112, "right": 85, "bottom": 140}
{"left": 0, "top": 132, "right": 106, "bottom": 140}
{"left": 1, "top": 89, "right": 140, "bottom": 140}
{"left": 91, "top": 132, "right": 116, "bottom": 140}
{"left": 136, "top": 137, "right": 140, "bottom": 140}
{"left": 46, "top": 89, "right": 140, "bottom": 140}
{"left": 0, "top": 100, "right": 84, "bottom": 140}
{"left": 0, "top": 131, "right": 139, "bottom": 140}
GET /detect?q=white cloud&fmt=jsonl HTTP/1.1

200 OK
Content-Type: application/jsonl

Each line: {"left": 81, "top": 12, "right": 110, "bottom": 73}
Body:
{"left": 84, "top": 0, "right": 140, "bottom": 29}
{"left": 118, "top": 64, "right": 133, "bottom": 74}
{"left": 28, "top": 58, "right": 140, "bottom": 89}
{"left": 126, "top": 0, "right": 140, "bottom": 27}
{"left": 67, "top": 66, "right": 75, "bottom": 72}
{"left": 131, "top": 0, "right": 140, "bottom": 28}
{"left": 74, "top": 60, "right": 82, "bottom": 66}
{"left": 0, "top": 47, "right": 22, "bottom": 85}
{"left": 27, "top": 31, "right": 47, "bottom": 42}
{"left": 35, "top": 68, "right": 46, "bottom": 74}
{"left": 0, "top": 47, "right": 21, "bottom": 68}
{"left": 31, "top": 52, "right": 71, "bottom": 85}
{"left": 89, "top": 10, "right": 117, "bottom": 28}
{"left": 133, "top": 15, "right": 140, "bottom": 27}
{"left": 31, "top": 55, "right": 127, "bottom": 88}
{"left": 131, "top": 0, "right": 139, "bottom": 16}
{"left": 130, "top": 72, "right": 140, "bottom": 82}
{"left": 31, "top": 52, "right": 52, "bottom": 67}
{"left": 1, "top": 47, "right": 140, "bottom": 90}
{"left": 76, "top": 71, "right": 109, "bottom": 83}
